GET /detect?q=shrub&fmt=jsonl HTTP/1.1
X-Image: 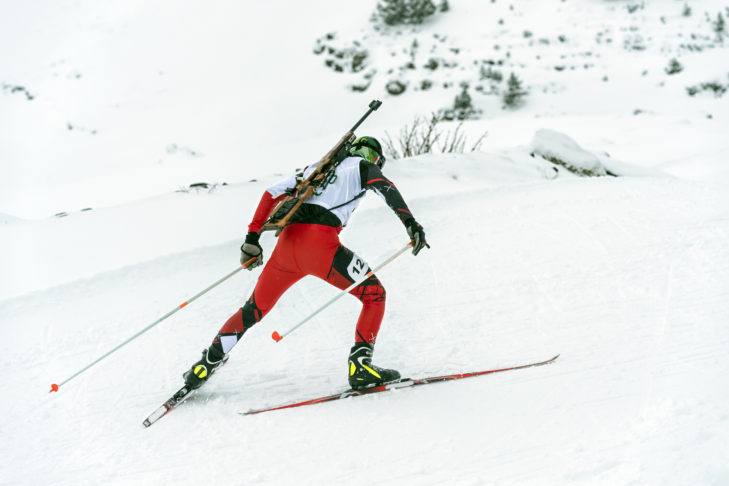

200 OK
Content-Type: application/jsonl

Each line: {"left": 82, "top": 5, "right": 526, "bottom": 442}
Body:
{"left": 314, "top": 34, "right": 370, "bottom": 74}
{"left": 454, "top": 85, "right": 472, "bottom": 111}
{"left": 665, "top": 58, "right": 683, "bottom": 75}
{"left": 376, "top": 0, "right": 437, "bottom": 26}
{"left": 686, "top": 81, "right": 727, "bottom": 97}
{"left": 386, "top": 80, "right": 407, "bottom": 95}
{"left": 480, "top": 65, "right": 503, "bottom": 82}
{"left": 713, "top": 12, "right": 725, "bottom": 37}
{"left": 1, "top": 83, "right": 34, "bottom": 101}
{"left": 377, "top": 0, "right": 406, "bottom": 25}
{"left": 383, "top": 113, "right": 488, "bottom": 159}
{"left": 440, "top": 84, "right": 480, "bottom": 120}
{"left": 502, "top": 72, "right": 527, "bottom": 108}
{"left": 407, "top": 0, "right": 437, "bottom": 23}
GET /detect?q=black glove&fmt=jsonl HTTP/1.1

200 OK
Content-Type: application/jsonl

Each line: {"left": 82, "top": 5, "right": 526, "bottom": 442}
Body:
{"left": 404, "top": 218, "right": 429, "bottom": 256}
{"left": 240, "top": 232, "right": 263, "bottom": 269}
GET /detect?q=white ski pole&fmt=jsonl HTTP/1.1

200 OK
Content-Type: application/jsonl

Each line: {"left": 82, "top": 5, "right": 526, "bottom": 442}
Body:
{"left": 271, "top": 243, "right": 412, "bottom": 342}
{"left": 49, "top": 257, "right": 258, "bottom": 393}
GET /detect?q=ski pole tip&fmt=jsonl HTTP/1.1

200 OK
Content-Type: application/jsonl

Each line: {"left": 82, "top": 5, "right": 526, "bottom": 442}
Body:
{"left": 50, "top": 383, "right": 59, "bottom": 393}
{"left": 272, "top": 331, "right": 283, "bottom": 342}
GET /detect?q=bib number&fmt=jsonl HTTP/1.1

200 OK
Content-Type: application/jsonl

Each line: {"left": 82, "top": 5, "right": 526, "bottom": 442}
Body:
{"left": 347, "top": 254, "right": 370, "bottom": 280}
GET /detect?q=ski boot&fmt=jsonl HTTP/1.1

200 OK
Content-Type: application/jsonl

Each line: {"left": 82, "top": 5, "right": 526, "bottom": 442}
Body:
{"left": 183, "top": 348, "right": 227, "bottom": 390}
{"left": 348, "top": 342, "right": 401, "bottom": 390}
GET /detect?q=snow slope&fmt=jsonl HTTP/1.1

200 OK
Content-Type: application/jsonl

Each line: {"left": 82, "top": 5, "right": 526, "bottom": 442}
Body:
{"left": 2, "top": 146, "right": 729, "bottom": 485}
{"left": 2, "top": 0, "right": 729, "bottom": 485}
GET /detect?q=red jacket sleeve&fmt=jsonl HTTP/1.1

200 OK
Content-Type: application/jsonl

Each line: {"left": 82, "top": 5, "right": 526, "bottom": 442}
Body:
{"left": 248, "top": 191, "right": 285, "bottom": 233}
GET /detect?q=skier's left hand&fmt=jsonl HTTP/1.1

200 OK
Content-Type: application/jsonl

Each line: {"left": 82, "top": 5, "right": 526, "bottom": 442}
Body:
{"left": 241, "top": 232, "right": 263, "bottom": 269}
{"left": 405, "top": 218, "right": 429, "bottom": 256}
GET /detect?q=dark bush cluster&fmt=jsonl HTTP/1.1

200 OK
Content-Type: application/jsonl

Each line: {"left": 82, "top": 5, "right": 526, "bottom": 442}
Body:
{"left": 665, "top": 58, "right": 683, "bottom": 75}
{"left": 502, "top": 73, "right": 527, "bottom": 108}
{"left": 313, "top": 33, "right": 369, "bottom": 74}
{"left": 440, "top": 84, "right": 481, "bottom": 120}
{"left": 2, "top": 83, "right": 34, "bottom": 101}
{"left": 686, "top": 80, "right": 727, "bottom": 97}
{"left": 376, "top": 0, "right": 438, "bottom": 26}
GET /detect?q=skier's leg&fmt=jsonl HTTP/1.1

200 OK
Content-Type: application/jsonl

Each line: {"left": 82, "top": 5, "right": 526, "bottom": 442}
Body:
{"left": 300, "top": 234, "right": 398, "bottom": 388}
{"left": 209, "top": 258, "right": 303, "bottom": 357}
{"left": 321, "top": 245, "right": 386, "bottom": 345}
{"left": 321, "top": 250, "right": 398, "bottom": 388}
{"left": 183, "top": 230, "right": 303, "bottom": 389}
{"left": 286, "top": 224, "right": 398, "bottom": 389}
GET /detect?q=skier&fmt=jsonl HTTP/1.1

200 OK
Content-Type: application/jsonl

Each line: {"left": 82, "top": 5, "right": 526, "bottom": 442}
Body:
{"left": 182, "top": 136, "right": 428, "bottom": 391}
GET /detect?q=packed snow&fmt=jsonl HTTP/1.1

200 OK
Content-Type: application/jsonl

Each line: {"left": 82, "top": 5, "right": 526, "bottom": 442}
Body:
{"left": 1, "top": 1, "right": 728, "bottom": 485}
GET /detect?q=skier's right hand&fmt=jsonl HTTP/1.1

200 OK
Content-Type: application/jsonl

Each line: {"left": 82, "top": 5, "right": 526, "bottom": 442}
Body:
{"left": 241, "top": 232, "right": 263, "bottom": 270}
{"left": 405, "top": 218, "right": 429, "bottom": 256}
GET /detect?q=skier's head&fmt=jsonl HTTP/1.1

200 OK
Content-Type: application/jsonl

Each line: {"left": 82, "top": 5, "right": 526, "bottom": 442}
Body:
{"left": 349, "top": 136, "right": 386, "bottom": 169}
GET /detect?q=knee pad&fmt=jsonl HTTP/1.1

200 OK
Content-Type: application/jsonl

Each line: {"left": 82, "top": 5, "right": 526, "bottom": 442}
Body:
{"left": 241, "top": 294, "right": 264, "bottom": 330}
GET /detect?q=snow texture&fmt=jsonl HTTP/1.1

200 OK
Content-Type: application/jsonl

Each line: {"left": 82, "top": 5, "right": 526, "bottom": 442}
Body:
{"left": 2, "top": 1, "right": 729, "bottom": 485}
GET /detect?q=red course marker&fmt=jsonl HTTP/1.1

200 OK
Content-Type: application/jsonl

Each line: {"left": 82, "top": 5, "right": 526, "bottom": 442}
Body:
{"left": 50, "top": 384, "right": 59, "bottom": 393}
{"left": 272, "top": 331, "right": 283, "bottom": 342}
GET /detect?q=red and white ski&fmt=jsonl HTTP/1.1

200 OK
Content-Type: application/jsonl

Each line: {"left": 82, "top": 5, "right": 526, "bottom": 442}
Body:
{"left": 143, "top": 358, "right": 229, "bottom": 428}
{"left": 242, "top": 354, "right": 559, "bottom": 415}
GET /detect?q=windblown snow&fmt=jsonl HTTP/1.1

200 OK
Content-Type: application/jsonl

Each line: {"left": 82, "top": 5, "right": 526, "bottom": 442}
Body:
{"left": 1, "top": 1, "right": 728, "bottom": 485}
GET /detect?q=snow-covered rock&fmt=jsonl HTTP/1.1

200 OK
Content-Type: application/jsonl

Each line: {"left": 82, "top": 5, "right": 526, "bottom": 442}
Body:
{"left": 529, "top": 129, "right": 610, "bottom": 177}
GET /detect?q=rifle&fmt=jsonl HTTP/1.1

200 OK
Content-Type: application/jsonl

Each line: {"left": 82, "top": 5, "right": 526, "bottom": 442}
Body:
{"left": 259, "top": 99, "right": 383, "bottom": 235}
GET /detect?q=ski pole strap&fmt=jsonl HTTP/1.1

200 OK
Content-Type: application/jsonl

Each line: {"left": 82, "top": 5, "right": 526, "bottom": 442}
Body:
{"left": 49, "top": 257, "right": 258, "bottom": 393}
{"left": 271, "top": 243, "right": 412, "bottom": 342}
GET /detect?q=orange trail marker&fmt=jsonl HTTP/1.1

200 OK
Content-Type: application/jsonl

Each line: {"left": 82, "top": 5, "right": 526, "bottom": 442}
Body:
{"left": 50, "top": 384, "right": 59, "bottom": 393}
{"left": 272, "top": 331, "right": 283, "bottom": 342}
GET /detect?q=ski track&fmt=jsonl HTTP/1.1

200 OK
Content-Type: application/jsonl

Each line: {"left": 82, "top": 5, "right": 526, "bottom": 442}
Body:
{"left": 1, "top": 175, "right": 728, "bottom": 485}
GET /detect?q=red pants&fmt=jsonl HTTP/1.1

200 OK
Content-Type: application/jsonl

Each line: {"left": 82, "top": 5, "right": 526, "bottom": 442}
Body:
{"left": 216, "top": 224, "right": 386, "bottom": 353}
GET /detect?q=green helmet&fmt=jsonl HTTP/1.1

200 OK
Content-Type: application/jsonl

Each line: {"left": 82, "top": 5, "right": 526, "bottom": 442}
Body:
{"left": 349, "top": 136, "right": 386, "bottom": 169}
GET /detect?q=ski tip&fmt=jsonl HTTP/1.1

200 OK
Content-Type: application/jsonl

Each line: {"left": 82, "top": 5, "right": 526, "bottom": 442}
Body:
{"left": 49, "top": 383, "right": 59, "bottom": 393}
{"left": 272, "top": 331, "right": 283, "bottom": 342}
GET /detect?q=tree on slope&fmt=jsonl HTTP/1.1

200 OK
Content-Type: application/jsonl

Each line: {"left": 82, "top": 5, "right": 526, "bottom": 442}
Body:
{"left": 377, "top": 0, "right": 437, "bottom": 25}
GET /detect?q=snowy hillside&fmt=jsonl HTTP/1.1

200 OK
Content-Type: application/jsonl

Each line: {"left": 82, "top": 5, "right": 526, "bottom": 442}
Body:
{"left": 2, "top": 0, "right": 729, "bottom": 485}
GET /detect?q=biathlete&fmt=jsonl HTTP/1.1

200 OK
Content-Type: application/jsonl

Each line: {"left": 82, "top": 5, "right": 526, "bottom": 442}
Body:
{"left": 183, "top": 136, "right": 428, "bottom": 390}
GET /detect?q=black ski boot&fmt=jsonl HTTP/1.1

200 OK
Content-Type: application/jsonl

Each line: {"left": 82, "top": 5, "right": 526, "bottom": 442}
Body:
{"left": 348, "top": 342, "right": 401, "bottom": 390}
{"left": 183, "top": 348, "right": 227, "bottom": 390}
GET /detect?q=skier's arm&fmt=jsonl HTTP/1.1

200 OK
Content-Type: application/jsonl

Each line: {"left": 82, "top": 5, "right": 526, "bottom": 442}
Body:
{"left": 241, "top": 173, "right": 299, "bottom": 269}
{"left": 247, "top": 173, "right": 298, "bottom": 234}
{"left": 247, "top": 191, "right": 285, "bottom": 234}
{"left": 359, "top": 161, "right": 413, "bottom": 225}
{"left": 359, "top": 161, "right": 428, "bottom": 255}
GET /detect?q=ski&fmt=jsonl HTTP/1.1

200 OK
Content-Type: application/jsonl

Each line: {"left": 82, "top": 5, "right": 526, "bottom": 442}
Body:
{"left": 143, "top": 358, "right": 229, "bottom": 428}
{"left": 142, "top": 385, "right": 195, "bottom": 428}
{"left": 242, "top": 354, "right": 559, "bottom": 416}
